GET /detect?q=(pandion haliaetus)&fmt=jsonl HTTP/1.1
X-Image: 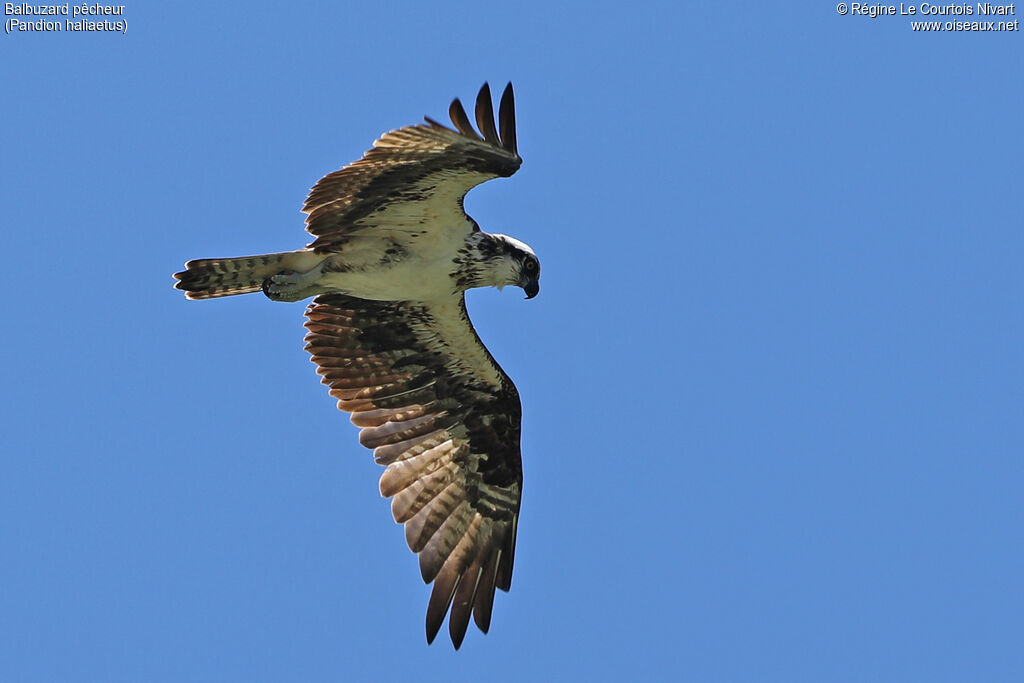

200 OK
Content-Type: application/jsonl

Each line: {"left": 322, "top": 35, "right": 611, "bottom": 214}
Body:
{"left": 173, "top": 83, "right": 537, "bottom": 649}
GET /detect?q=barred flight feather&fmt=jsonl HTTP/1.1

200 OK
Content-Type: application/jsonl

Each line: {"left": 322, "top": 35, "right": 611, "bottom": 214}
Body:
{"left": 304, "top": 293, "right": 522, "bottom": 648}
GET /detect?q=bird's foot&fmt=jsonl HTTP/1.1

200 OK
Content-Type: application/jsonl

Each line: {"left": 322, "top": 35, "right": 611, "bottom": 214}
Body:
{"left": 262, "top": 271, "right": 308, "bottom": 302}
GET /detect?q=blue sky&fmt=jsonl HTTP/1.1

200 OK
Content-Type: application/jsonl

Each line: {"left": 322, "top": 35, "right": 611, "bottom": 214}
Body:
{"left": 2, "top": 2, "right": 1022, "bottom": 681}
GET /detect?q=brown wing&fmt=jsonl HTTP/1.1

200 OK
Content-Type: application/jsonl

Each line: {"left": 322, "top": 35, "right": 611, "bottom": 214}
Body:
{"left": 304, "top": 293, "right": 523, "bottom": 648}
{"left": 304, "top": 83, "right": 522, "bottom": 253}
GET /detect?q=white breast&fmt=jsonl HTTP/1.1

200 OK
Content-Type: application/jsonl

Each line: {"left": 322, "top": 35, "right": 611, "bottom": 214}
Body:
{"left": 315, "top": 230, "right": 466, "bottom": 302}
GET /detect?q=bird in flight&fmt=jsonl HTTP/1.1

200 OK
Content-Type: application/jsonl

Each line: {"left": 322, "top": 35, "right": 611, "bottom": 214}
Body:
{"left": 173, "top": 83, "right": 537, "bottom": 649}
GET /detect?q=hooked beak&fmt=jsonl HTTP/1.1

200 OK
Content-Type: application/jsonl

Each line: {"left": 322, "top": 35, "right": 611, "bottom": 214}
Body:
{"left": 523, "top": 278, "right": 540, "bottom": 300}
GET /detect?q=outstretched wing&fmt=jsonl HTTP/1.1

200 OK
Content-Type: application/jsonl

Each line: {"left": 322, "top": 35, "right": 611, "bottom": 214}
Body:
{"left": 304, "top": 83, "right": 522, "bottom": 253}
{"left": 304, "top": 293, "right": 523, "bottom": 648}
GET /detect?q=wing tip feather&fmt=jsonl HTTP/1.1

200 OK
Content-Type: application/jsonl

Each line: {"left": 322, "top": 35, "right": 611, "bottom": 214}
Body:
{"left": 448, "top": 97, "right": 482, "bottom": 141}
{"left": 498, "top": 81, "right": 518, "bottom": 155}
{"left": 442, "top": 82, "right": 519, "bottom": 158}
{"left": 474, "top": 83, "right": 500, "bottom": 146}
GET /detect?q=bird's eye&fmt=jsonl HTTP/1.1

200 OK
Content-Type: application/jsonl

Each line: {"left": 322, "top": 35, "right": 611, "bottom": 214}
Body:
{"left": 524, "top": 260, "right": 537, "bottom": 271}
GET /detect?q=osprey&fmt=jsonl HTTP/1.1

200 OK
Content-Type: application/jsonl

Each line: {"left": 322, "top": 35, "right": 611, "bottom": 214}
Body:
{"left": 173, "top": 83, "right": 537, "bottom": 649}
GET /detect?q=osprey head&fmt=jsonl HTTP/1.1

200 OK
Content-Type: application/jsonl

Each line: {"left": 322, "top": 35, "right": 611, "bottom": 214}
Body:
{"left": 491, "top": 234, "right": 540, "bottom": 299}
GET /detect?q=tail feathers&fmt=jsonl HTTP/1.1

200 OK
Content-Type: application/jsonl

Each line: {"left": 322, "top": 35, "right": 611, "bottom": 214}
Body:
{"left": 173, "top": 250, "right": 319, "bottom": 300}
